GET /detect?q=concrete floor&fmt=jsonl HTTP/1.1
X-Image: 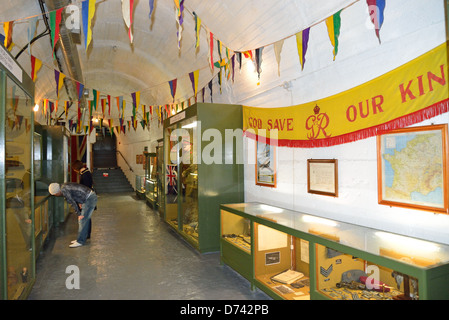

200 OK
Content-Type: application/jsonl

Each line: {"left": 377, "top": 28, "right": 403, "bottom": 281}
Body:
{"left": 28, "top": 193, "right": 270, "bottom": 300}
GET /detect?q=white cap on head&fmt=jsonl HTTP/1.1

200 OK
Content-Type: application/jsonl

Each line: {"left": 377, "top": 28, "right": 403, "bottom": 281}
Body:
{"left": 48, "top": 183, "right": 61, "bottom": 195}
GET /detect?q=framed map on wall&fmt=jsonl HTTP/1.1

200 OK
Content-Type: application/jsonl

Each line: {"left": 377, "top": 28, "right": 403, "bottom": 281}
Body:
{"left": 377, "top": 124, "right": 448, "bottom": 214}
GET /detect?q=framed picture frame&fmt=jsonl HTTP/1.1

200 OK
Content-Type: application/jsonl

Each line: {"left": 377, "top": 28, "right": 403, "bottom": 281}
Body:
{"left": 255, "top": 139, "right": 276, "bottom": 187}
{"left": 377, "top": 124, "right": 448, "bottom": 214}
{"left": 307, "top": 159, "right": 338, "bottom": 197}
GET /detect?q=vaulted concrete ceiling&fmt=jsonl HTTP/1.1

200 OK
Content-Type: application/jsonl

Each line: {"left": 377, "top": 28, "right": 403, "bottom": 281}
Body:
{"left": 1, "top": 0, "right": 356, "bottom": 124}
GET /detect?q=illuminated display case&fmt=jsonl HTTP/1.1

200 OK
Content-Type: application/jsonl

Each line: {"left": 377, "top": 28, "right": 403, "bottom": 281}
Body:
{"left": 144, "top": 152, "right": 158, "bottom": 208}
{"left": 220, "top": 210, "right": 252, "bottom": 281}
{"left": 164, "top": 103, "right": 244, "bottom": 253}
{"left": 220, "top": 202, "right": 449, "bottom": 300}
{"left": 0, "top": 45, "right": 35, "bottom": 299}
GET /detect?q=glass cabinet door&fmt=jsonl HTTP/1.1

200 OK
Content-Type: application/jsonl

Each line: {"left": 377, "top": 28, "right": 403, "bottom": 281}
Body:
{"left": 164, "top": 116, "right": 199, "bottom": 247}
{"left": 4, "top": 77, "right": 33, "bottom": 299}
{"left": 179, "top": 117, "right": 198, "bottom": 245}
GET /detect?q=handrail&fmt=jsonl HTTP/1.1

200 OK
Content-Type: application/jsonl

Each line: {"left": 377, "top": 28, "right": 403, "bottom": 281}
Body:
{"left": 116, "top": 150, "right": 134, "bottom": 172}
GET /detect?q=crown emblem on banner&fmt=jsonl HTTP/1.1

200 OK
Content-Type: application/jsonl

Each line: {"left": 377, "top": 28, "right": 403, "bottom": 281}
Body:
{"left": 313, "top": 104, "right": 320, "bottom": 114}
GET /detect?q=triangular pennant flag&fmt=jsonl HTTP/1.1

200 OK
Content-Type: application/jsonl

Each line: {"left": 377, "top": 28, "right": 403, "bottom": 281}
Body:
{"left": 121, "top": 0, "right": 134, "bottom": 43}
{"left": 82, "top": 0, "right": 97, "bottom": 51}
{"left": 149, "top": 0, "right": 155, "bottom": 19}
{"left": 169, "top": 79, "right": 177, "bottom": 102}
{"left": 77, "top": 82, "right": 84, "bottom": 101}
{"left": 107, "top": 95, "right": 111, "bottom": 116}
{"left": 54, "top": 70, "right": 66, "bottom": 98}
{"left": 255, "top": 47, "right": 263, "bottom": 81}
{"left": 209, "top": 31, "right": 214, "bottom": 70}
{"left": 101, "top": 98, "right": 106, "bottom": 116}
{"left": 174, "top": 0, "right": 185, "bottom": 49}
{"left": 92, "top": 89, "right": 99, "bottom": 110}
{"left": 30, "top": 55, "right": 42, "bottom": 82}
{"left": 49, "top": 8, "right": 63, "bottom": 57}
{"left": 131, "top": 91, "right": 140, "bottom": 110}
{"left": 208, "top": 79, "right": 213, "bottom": 103}
{"left": 325, "top": 10, "right": 342, "bottom": 61}
{"left": 273, "top": 39, "right": 284, "bottom": 76}
{"left": 189, "top": 70, "right": 199, "bottom": 100}
{"left": 242, "top": 50, "right": 253, "bottom": 60}
{"left": 64, "top": 101, "right": 70, "bottom": 119}
{"left": 3, "top": 21, "right": 13, "bottom": 49}
{"left": 296, "top": 27, "right": 310, "bottom": 70}
{"left": 27, "top": 17, "right": 38, "bottom": 55}
{"left": 366, "top": 0, "right": 386, "bottom": 43}
{"left": 236, "top": 52, "right": 242, "bottom": 71}
{"left": 193, "top": 12, "right": 201, "bottom": 49}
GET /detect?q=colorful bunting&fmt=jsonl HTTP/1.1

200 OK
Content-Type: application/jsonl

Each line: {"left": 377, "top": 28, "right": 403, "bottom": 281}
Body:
{"left": 169, "top": 79, "right": 177, "bottom": 102}
{"left": 325, "top": 10, "right": 342, "bottom": 61}
{"left": 296, "top": 27, "right": 310, "bottom": 70}
{"left": 122, "top": 0, "right": 134, "bottom": 43}
{"left": 49, "top": 8, "right": 63, "bottom": 57}
{"left": 30, "top": 55, "right": 42, "bottom": 82}
{"left": 54, "top": 70, "right": 66, "bottom": 98}
{"left": 189, "top": 70, "right": 199, "bottom": 99}
{"left": 208, "top": 32, "right": 214, "bottom": 70}
{"left": 82, "top": 0, "right": 97, "bottom": 51}
{"left": 149, "top": 0, "right": 155, "bottom": 19}
{"left": 107, "top": 95, "right": 111, "bottom": 116}
{"left": 92, "top": 89, "right": 100, "bottom": 110}
{"left": 77, "top": 82, "right": 84, "bottom": 101}
{"left": 3, "top": 21, "right": 13, "bottom": 49}
{"left": 174, "top": 0, "right": 185, "bottom": 48}
{"left": 193, "top": 12, "right": 201, "bottom": 49}
{"left": 273, "top": 40, "right": 284, "bottom": 76}
{"left": 366, "top": 0, "right": 386, "bottom": 43}
{"left": 27, "top": 16, "right": 38, "bottom": 55}
{"left": 255, "top": 47, "right": 263, "bottom": 81}
{"left": 131, "top": 91, "right": 140, "bottom": 110}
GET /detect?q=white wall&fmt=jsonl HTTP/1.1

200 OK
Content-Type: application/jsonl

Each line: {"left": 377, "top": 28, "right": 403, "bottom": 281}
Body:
{"left": 238, "top": 0, "right": 449, "bottom": 245}
{"left": 115, "top": 0, "right": 449, "bottom": 244}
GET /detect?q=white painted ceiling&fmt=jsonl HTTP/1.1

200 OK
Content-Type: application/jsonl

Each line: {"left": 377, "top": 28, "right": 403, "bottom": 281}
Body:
{"left": 1, "top": 0, "right": 357, "bottom": 124}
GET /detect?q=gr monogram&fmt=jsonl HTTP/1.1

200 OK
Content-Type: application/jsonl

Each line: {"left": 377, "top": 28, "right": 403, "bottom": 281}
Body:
{"left": 305, "top": 105, "right": 331, "bottom": 140}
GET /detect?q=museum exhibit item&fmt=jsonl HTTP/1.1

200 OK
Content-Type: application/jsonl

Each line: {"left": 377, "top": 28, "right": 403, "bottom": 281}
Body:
{"left": 163, "top": 103, "right": 244, "bottom": 253}
{"left": 220, "top": 202, "right": 449, "bottom": 300}
{"left": 377, "top": 124, "right": 448, "bottom": 214}
{"left": 0, "top": 43, "right": 36, "bottom": 299}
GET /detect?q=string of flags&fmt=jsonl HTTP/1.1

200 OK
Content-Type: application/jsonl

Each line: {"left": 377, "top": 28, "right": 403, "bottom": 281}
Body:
{"left": 1, "top": 0, "right": 387, "bottom": 135}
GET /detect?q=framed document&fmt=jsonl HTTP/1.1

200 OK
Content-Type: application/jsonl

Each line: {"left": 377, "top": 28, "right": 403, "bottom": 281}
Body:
{"left": 255, "top": 140, "right": 276, "bottom": 187}
{"left": 377, "top": 124, "right": 448, "bottom": 214}
{"left": 307, "top": 159, "right": 338, "bottom": 197}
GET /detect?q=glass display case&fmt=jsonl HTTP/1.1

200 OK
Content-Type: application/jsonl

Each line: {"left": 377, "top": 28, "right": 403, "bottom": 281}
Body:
{"left": 156, "top": 139, "right": 164, "bottom": 214}
{"left": 220, "top": 202, "right": 449, "bottom": 300}
{"left": 144, "top": 152, "right": 158, "bottom": 208}
{"left": 220, "top": 209, "right": 252, "bottom": 281}
{"left": 1, "top": 45, "right": 35, "bottom": 299}
{"left": 164, "top": 103, "right": 244, "bottom": 253}
{"left": 254, "top": 222, "right": 310, "bottom": 300}
{"left": 135, "top": 174, "right": 145, "bottom": 199}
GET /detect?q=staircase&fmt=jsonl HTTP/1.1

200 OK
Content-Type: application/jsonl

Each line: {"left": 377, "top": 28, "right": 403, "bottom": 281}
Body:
{"left": 92, "top": 167, "right": 134, "bottom": 193}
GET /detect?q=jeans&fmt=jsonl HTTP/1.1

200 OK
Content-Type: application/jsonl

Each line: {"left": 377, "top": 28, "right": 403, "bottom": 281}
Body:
{"left": 77, "top": 192, "right": 97, "bottom": 244}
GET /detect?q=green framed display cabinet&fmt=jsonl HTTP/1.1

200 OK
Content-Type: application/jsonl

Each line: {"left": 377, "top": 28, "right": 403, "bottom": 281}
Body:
{"left": 163, "top": 103, "right": 244, "bottom": 253}
{"left": 37, "top": 125, "right": 71, "bottom": 225}
{"left": 144, "top": 152, "right": 158, "bottom": 208}
{"left": 156, "top": 139, "right": 164, "bottom": 214}
{"left": 220, "top": 202, "right": 449, "bottom": 300}
{"left": 0, "top": 44, "right": 36, "bottom": 299}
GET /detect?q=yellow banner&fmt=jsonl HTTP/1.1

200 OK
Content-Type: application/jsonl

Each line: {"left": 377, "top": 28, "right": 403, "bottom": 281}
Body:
{"left": 243, "top": 43, "right": 449, "bottom": 147}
